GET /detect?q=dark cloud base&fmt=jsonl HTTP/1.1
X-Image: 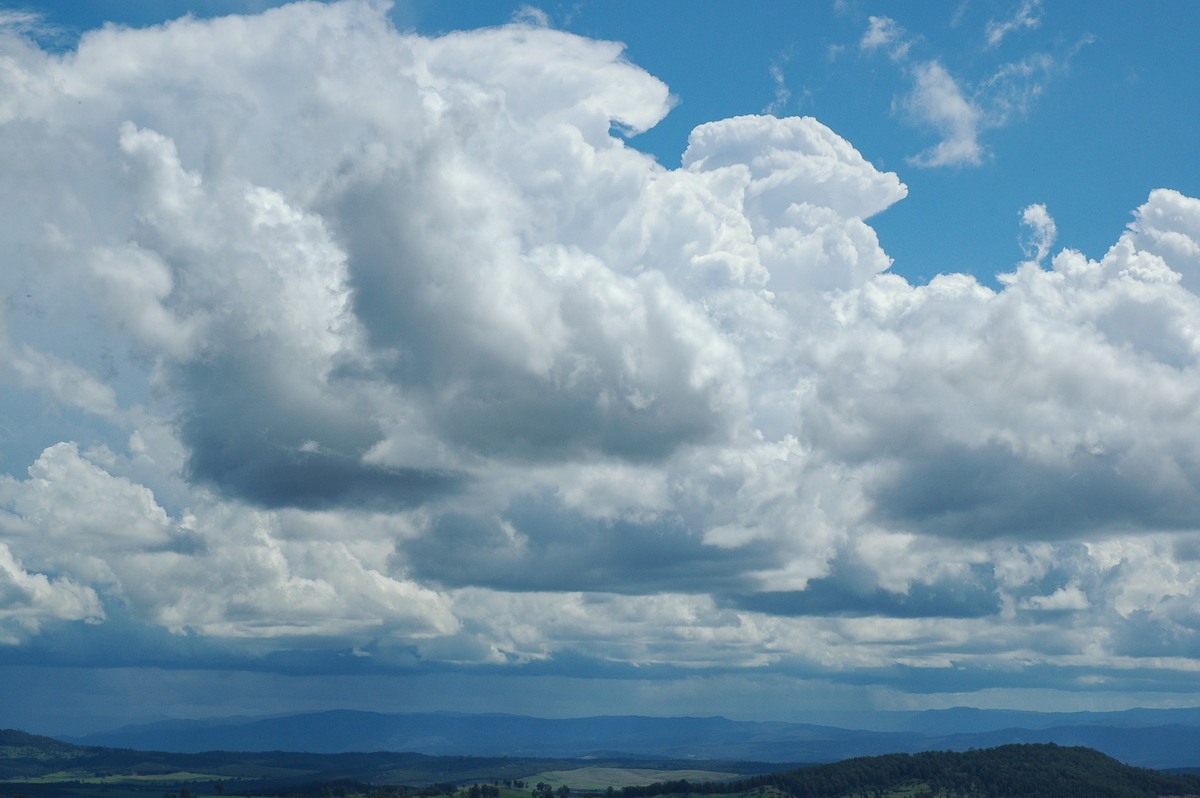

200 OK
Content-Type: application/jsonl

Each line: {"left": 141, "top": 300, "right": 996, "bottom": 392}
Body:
{"left": 188, "top": 445, "right": 466, "bottom": 511}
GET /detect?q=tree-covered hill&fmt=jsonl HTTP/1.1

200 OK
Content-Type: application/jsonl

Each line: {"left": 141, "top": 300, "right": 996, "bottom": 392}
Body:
{"left": 0, "top": 729, "right": 772, "bottom": 790}
{"left": 7, "top": 729, "right": 1200, "bottom": 798}
{"left": 622, "top": 743, "right": 1200, "bottom": 798}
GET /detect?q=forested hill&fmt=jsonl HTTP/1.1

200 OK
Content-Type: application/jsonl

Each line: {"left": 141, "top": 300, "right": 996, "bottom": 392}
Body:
{"left": 0, "top": 728, "right": 774, "bottom": 789}
{"left": 623, "top": 743, "right": 1200, "bottom": 798}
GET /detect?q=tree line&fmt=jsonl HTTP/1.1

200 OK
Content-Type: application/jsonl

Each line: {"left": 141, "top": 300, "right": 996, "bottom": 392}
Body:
{"left": 619, "top": 744, "right": 1200, "bottom": 798}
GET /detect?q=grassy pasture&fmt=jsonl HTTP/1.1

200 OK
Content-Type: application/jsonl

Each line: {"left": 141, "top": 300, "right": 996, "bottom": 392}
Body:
{"left": 2, "top": 770, "right": 230, "bottom": 783}
{"left": 527, "top": 767, "right": 737, "bottom": 790}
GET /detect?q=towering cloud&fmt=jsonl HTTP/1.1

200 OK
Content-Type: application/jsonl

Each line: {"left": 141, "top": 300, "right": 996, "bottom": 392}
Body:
{"left": 1, "top": 1, "right": 1200, "bottom": 702}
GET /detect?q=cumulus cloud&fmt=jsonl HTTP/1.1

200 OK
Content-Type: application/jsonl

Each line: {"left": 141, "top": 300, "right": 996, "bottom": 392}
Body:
{"left": 1127, "top": 189, "right": 1200, "bottom": 293}
{"left": 0, "top": 441, "right": 459, "bottom": 640}
{"left": 2, "top": 0, "right": 1200, "bottom": 702}
{"left": 0, "top": 543, "right": 103, "bottom": 643}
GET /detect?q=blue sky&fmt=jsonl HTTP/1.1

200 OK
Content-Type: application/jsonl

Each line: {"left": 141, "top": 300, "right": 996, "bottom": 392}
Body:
{"left": 2, "top": 0, "right": 1200, "bottom": 736}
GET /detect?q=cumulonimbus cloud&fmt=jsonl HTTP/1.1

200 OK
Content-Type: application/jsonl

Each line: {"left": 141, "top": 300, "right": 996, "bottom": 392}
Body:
{"left": 1, "top": 1, "right": 1200, "bottom": 697}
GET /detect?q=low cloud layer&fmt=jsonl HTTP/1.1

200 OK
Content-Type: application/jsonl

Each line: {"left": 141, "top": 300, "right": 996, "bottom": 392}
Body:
{"left": 2, "top": 1, "right": 1200, "bottom": 705}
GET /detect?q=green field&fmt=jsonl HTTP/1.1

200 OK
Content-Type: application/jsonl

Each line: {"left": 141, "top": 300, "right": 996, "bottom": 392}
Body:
{"left": 527, "top": 767, "right": 737, "bottom": 790}
{"left": 1, "top": 769, "right": 233, "bottom": 784}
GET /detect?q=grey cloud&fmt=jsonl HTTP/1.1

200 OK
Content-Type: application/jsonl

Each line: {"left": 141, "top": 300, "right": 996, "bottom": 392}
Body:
{"left": 175, "top": 354, "right": 465, "bottom": 510}
{"left": 822, "top": 662, "right": 1176, "bottom": 695}
{"left": 866, "top": 440, "right": 1200, "bottom": 540}
{"left": 797, "top": 208, "right": 1200, "bottom": 545}
{"left": 329, "top": 177, "right": 732, "bottom": 463}
{"left": 400, "top": 496, "right": 769, "bottom": 595}
{"left": 184, "top": 433, "right": 464, "bottom": 511}
{"left": 8, "top": 0, "right": 1200, "bottom": 704}
{"left": 729, "top": 562, "right": 1001, "bottom": 619}
{"left": 1107, "top": 611, "right": 1200, "bottom": 659}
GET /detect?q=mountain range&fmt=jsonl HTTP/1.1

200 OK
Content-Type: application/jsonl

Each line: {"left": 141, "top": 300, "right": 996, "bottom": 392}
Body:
{"left": 56, "top": 707, "right": 1200, "bottom": 769}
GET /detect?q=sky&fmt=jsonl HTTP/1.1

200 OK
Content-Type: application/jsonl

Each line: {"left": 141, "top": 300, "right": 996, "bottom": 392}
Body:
{"left": 1, "top": 0, "right": 1200, "bottom": 736}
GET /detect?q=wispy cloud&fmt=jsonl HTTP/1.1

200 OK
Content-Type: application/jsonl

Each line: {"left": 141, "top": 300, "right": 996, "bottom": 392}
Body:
{"left": 1019, "top": 203, "right": 1058, "bottom": 262}
{"left": 904, "top": 60, "right": 983, "bottom": 166}
{"left": 949, "top": 1, "right": 970, "bottom": 29}
{"left": 0, "top": 9, "right": 40, "bottom": 28}
{"left": 510, "top": 4, "right": 551, "bottom": 27}
{"left": 985, "top": 0, "right": 1043, "bottom": 47}
{"left": 981, "top": 52, "right": 1054, "bottom": 124}
{"left": 0, "top": 7, "right": 68, "bottom": 47}
{"left": 764, "top": 50, "right": 794, "bottom": 115}
{"left": 859, "top": 15, "right": 911, "bottom": 61}
{"left": 857, "top": 9, "right": 1085, "bottom": 168}
{"left": 857, "top": 17, "right": 982, "bottom": 166}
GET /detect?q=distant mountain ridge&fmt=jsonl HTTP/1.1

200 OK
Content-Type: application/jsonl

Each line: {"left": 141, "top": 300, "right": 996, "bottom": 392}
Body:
{"left": 56, "top": 707, "right": 1200, "bottom": 769}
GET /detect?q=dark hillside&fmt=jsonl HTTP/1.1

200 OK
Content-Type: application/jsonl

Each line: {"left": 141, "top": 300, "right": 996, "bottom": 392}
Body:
{"left": 624, "top": 743, "right": 1200, "bottom": 798}
{"left": 0, "top": 729, "right": 775, "bottom": 790}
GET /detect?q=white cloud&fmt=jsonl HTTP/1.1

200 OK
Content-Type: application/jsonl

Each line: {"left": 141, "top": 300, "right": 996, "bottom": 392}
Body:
{"left": 1126, "top": 189, "right": 1200, "bottom": 293}
{"left": 510, "top": 5, "right": 551, "bottom": 28}
{"left": 858, "top": 9, "right": 1082, "bottom": 169}
{"left": 137, "top": 526, "right": 461, "bottom": 639}
{"left": 904, "top": 61, "right": 983, "bottom": 167}
{"left": 0, "top": 440, "right": 460, "bottom": 640}
{"left": 0, "top": 339, "right": 119, "bottom": 418}
{"left": 89, "top": 244, "right": 198, "bottom": 360}
{"left": 0, "top": 542, "right": 103, "bottom": 642}
{"left": 3, "top": 0, "right": 1200, "bottom": 700}
{"left": 0, "top": 8, "right": 63, "bottom": 47}
{"left": 856, "top": 18, "right": 986, "bottom": 168}
{"left": 1020, "top": 203, "right": 1057, "bottom": 262}
{"left": 764, "top": 58, "right": 791, "bottom": 115}
{"left": 986, "top": 0, "right": 1043, "bottom": 48}
{"left": 681, "top": 114, "right": 907, "bottom": 222}
{"left": 859, "top": 16, "right": 910, "bottom": 61}
{"left": 980, "top": 52, "right": 1055, "bottom": 125}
